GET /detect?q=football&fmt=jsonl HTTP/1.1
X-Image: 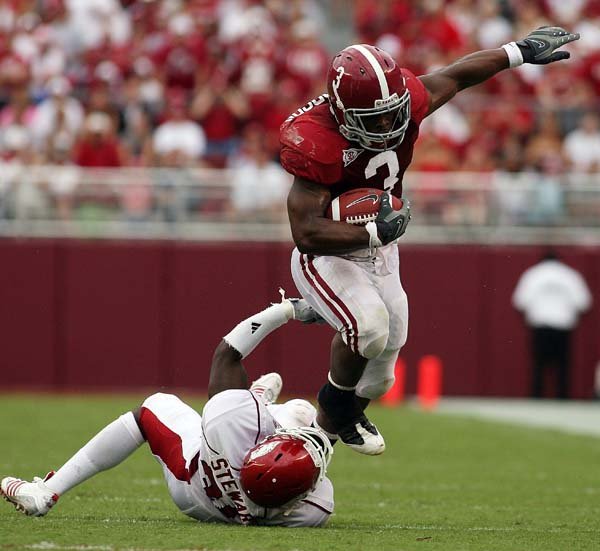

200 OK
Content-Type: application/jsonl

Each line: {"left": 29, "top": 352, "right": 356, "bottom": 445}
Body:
{"left": 326, "top": 188, "right": 403, "bottom": 226}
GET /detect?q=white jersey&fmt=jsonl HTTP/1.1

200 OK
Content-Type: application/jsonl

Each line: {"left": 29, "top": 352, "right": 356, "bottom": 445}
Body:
{"left": 140, "top": 390, "right": 334, "bottom": 527}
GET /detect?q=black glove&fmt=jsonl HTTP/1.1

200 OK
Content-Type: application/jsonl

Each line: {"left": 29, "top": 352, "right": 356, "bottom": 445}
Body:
{"left": 374, "top": 193, "right": 411, "bottom": 245}
{"left": 516, "top": 26, "right": 579, "bottom": 64}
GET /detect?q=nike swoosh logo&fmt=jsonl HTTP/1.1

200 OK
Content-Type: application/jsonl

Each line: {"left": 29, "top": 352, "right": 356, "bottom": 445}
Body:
{"left": 347, "top": 194, "right": 380, "bottom": 208}
{"left": 530, "top": 39, "right": 547, "bottom": 48}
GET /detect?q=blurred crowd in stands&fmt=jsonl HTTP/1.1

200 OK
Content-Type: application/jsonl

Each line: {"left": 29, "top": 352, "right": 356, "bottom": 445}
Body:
{"left": 0, "top": 0, "right": 599, "bottom": 224}
{"left": 355, "top": 0, "right": 600, "bottom": 176}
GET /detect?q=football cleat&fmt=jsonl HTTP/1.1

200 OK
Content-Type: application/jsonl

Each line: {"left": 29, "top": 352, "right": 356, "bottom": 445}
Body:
{"left": 337, "top": 415, "right": 386, "bottom": 456}
{"left": 278, "top": 288, "right": 325, "bottom": 324}
{"left": 1, "top": 472, "right": 58, "bottom": 516}
{"left": 250, "top": 372, "right": 283, "bottom": 405}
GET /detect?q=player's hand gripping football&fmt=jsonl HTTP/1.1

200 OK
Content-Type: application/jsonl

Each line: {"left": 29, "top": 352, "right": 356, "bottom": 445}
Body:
{"left": 516, "top": 27, "right": 579, "bottom": 64}
{"left": 374, "top": 193, "right": 411, "bottom": 246}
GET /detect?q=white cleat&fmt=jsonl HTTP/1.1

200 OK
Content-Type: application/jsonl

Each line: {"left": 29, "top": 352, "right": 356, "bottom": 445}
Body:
{"left": 250, "top": 372, "right": 283, "bottom": 405}
{"left": 1, "top": 473, "right": 58, "bottom": 516}
{"left": 338, "top": 415, "right": 386, "bottom": 456}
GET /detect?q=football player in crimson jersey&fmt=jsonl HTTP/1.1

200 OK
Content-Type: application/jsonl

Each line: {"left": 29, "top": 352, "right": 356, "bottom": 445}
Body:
{"left": 1, "top": 296, "right": 335, "bottom": 527}
{"left": 280, "top": 28, "right": 579, "bottom": 455}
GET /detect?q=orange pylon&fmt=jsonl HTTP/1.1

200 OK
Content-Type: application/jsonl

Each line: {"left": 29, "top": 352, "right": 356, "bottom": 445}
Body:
{"left": 417, "top": 355, "right": 442, "bottom": 410}
{"left": 380, "top": 357, "right": 406, "bottom": 406}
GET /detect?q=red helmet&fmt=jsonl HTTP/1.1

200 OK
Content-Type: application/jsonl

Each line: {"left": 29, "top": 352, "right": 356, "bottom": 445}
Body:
{"left": 239, "top": 427, "right": 333, "bottom": 508}
{"left": 327, "top": 44, "right": 411, "bottom": 151}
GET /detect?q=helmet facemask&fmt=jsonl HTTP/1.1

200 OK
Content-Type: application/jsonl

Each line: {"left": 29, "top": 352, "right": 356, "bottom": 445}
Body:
{"left": 338, "top": 88, "right": 411, "bottom": 151}
{"left": 274, "top": 426, "right": 333, "bottom": 485}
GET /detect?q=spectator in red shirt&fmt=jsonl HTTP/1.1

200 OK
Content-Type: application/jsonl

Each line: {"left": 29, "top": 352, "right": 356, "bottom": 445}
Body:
{"left": 354, "top": 0, "right": 413, "bottom": 44}
{"left": 190, "top": 73, "right": 250, "bottom": 167}
{"left": 73, "top": 111, "right": 123, "bottom": 167}
{"left": 415, "top": 0, "right": 466, "bottom": 57}
{"left": 282, "top": 19, "right": 329, "bottom": 99}
{"left": 160, "top": 13, "right": 206, "bottom": 92}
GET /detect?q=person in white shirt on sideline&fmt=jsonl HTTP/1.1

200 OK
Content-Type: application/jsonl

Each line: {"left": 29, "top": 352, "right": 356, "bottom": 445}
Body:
{"left": 512, "top": 250, "right": 593, "bottom": 399}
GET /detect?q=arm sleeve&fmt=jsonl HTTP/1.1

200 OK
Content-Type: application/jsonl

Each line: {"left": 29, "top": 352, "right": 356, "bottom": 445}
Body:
{"left": 262, "top": 478, "right": 334, "bottom": 527}
{"left": 275, "top": 502, "right": 331, "bottom": 527}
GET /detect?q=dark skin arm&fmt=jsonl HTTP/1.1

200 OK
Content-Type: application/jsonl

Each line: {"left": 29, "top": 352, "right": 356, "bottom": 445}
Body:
{"left": 207, "top": 340, "right": 248, "bottom": 398}
{"left": 287, "top": 176, "right": 371, "bottom": 255}
{"left": 419, "top": 48, "right": 509, "bottom": 116}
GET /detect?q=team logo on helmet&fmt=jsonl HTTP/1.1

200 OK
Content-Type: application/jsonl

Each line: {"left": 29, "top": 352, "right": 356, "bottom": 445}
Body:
{"left": 248, "top": 440, "right": 278, "bottom": 461}
{"left": 332, "top": 66, "right": 346, "bottom": 110}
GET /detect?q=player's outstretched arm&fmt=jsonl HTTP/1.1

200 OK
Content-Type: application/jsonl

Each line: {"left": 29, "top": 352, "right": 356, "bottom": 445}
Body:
{"left": 288, "top": 176, "right": 371, "bottom": 255}
{"left": 208, "top": 295, "right": 319, "bottom": 397}
{"left": 419, "top": 26, "right": 579, "bottom": 116}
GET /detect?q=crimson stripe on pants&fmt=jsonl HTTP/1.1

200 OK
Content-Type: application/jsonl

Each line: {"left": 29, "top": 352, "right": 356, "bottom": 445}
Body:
{"left": 300, "top": 254, "right": 359, "bottom": 353}
{"left": 139, "top": 407, "right": 198, "bottom": 483}
{"left": 298, "top": 254, "right": 350, "bottom": 345}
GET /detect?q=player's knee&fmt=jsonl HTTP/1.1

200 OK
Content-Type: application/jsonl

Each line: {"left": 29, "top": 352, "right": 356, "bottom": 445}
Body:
{"left": 141, "top": 392, "right": 171, "bottom": 409}
{"left": 358, "top": 323, "right": 389, "bottom": 360}
{"left": 137, "top": 393, "right": 173, "bottom": 435}
{"left": 356, "top": 307, "right": 389, "bottom": 360}
{"left": 276, "top": 399, "right": 317, "bottom": 428}
{"left": 356, "top": 377, "right": 395, "bottom": 400}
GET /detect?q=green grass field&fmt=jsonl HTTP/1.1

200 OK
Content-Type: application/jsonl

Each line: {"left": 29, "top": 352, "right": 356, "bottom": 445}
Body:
{"left": 1, "top": 394, "right": 599, "bottom": 551}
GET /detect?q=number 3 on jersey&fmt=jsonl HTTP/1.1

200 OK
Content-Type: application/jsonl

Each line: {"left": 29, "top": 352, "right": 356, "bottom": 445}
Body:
{"left": 365, "top": 150, "right": 399, "bottom": 192}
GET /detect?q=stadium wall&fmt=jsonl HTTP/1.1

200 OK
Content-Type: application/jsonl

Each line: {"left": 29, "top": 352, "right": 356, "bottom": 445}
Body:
{"left": 1, "top": 239, "right": 598, "bottom": 399}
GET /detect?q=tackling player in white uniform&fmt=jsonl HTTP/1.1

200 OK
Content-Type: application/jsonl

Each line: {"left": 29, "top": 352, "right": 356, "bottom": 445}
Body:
{"left": 1, "top": 294, "right": 334, "bottom": 527}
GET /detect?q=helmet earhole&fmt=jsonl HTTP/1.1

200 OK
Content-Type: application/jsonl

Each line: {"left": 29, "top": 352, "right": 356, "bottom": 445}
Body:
{"left": 359, "top": 68, "right": 366, "bottom": 75}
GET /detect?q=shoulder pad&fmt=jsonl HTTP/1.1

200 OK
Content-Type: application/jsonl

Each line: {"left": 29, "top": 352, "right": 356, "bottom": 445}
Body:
{"left": 402, "top": 68, "right": 430, "bottom": 125}
{"left": 280, "top": 106, "right": 345, "bottom": 185}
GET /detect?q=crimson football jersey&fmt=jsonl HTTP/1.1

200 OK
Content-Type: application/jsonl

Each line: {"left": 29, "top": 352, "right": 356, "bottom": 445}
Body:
{"left": 279, "top": 69, "right": 429, "bottom": 199}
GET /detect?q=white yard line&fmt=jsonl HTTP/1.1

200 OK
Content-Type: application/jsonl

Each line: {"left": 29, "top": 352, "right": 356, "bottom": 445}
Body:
{"left": 435, "top": 398, "right": 600, "bottom": 437}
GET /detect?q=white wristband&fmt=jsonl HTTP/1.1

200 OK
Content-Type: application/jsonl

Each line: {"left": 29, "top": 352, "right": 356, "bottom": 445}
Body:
{"left": 502, "top": 42, "right": 524, "bottom": 68}
{"left": 365, "top": 221, "right": 382, "bottom": 251}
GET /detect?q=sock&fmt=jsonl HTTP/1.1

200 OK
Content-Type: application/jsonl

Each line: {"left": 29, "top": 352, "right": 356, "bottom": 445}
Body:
{"left": 313, "top": 419, "right": 339, "bottom": 445}
{"left": 317, "top": 373, "right": 363, "bottom": 431}
{"left": 223, "top": 301, "right": 293, "bottom": 359}
{"left": 45, "top": 412, "right": 145, "bottom": 496}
